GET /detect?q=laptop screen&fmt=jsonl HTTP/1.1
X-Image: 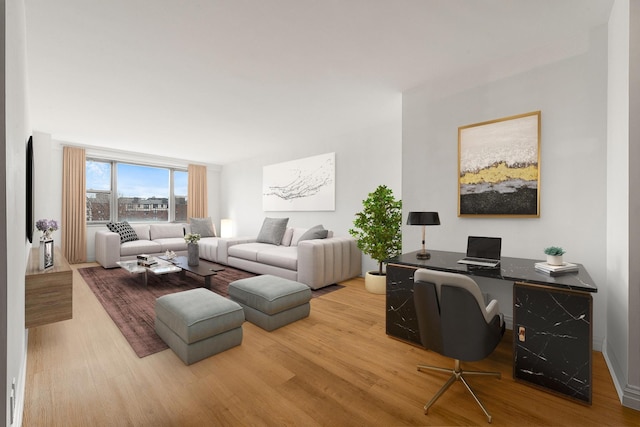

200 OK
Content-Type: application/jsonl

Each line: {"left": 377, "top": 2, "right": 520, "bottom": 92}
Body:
{"left": 467, "top": 236, "right": 502, "bottom": 260}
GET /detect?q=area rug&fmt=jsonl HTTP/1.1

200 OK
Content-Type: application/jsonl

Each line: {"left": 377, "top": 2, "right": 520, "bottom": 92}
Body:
{"left": 78, "top": 265, "right": 343, "bottom": 358}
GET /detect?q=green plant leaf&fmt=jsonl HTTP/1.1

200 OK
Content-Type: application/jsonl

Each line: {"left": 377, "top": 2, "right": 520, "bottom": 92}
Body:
{"left": 348, "top": 185, "right": 402, "bottom": 274}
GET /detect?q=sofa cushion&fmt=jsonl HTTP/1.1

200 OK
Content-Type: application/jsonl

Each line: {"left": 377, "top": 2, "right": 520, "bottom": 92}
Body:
{"left": 107, "top": 221, "right": 139, "bottom": 243}
{"left": 256, "top": 246, "right": 298, "bottom": 270}
{"left": 120, "top": 239, "right": 162, "bottom": 256}
{"left": 290, "top": 228, "right": 308, "bottom": 246}
{"left": 297, "top": 224, "right": 328, "bottom": 243}
{"left": 155, "top": 237, "right": 188, "bottom": 252}
{"left": 228, "top": 242, "right": 267, "bottom": 262}
{"left": 189, "top": 217, "right": 217, "bottom": 238}
{"left": 256, "top": 217, "right": 289, "bottom": 245}
{"left": 149, "top": 223, "right": 185, "bottom": 240}
{"left": 131, "top": 224, "right": 151, "bottom": 241}
{"left": 281, "top": 228, "right": 294, "bottom": 246}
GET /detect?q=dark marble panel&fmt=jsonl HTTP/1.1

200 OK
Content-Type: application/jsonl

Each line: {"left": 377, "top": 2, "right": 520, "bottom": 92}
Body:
{"left": 513, "top": 283, "right": 592, "bottom": 404}
{"left": 386, "top": 264, "right": 421, "bottom": 345}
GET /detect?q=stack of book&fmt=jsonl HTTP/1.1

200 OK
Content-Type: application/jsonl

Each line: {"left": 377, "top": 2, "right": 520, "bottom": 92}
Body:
{"left": 137, "top": 254, "right": 157, "bottom": 267}
{"left": 534, "top": 261, "right": 579, "bottom": 276}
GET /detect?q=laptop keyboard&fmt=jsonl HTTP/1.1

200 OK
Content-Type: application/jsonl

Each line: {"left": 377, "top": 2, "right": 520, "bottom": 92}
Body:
{"left": 458, "top": 257, "right": 499, "bottom": 267}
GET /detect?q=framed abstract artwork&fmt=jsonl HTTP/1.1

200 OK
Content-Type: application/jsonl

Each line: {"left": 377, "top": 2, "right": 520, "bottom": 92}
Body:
{"left": 263, "top": 152, "right": 335, "bottom": 211}
{"left": 458, "top": 111, "right": 541, "bottom": 217}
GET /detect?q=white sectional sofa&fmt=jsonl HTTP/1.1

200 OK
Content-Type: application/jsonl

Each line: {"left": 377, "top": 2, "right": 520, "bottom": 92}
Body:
{"left": 95, "top": 222, "right": 193, "bottom": 268}
{"left": 95, "top": 221, "right": 362, "bottom": 290}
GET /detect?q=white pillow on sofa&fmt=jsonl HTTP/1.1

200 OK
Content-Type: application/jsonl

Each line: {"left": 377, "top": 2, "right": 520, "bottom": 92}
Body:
{"left": 149, "top": 223, "right": 185, "bottom": 240}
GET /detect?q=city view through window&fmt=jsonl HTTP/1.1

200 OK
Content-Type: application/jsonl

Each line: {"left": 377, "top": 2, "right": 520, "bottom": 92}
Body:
{"left": 86, "top": 160, "right": 187, "bottom": 223}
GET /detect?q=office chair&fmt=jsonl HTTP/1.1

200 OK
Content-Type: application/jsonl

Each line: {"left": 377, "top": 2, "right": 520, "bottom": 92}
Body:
{"left": 413, "top": 268, "right": 505, "bottom": 423}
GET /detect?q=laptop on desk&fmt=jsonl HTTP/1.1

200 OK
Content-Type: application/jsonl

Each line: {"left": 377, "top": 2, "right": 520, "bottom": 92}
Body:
{"left": 457, "top": 236, "right": 502, "bottom": 268}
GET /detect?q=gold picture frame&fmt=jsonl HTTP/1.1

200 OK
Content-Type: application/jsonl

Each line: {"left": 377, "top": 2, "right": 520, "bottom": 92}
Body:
{"left": 458, "top": 111, "right": 541, "bottom": 217}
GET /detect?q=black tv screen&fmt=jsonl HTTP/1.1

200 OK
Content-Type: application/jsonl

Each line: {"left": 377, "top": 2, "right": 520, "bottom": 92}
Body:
{"left": 26, "top": 136, "right": 34, "bottom": 243}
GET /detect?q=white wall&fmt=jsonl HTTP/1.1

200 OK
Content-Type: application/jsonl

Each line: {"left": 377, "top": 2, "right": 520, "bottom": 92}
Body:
{"left": 606, "top": 0, "right": 631, "bottom": 404}
{"left": 221, "top": 108, "right": 402, "bottom": 275}
{"left": 402, "top": 26, "right": 608, "bottom": 348}
{"left": 606, "top": 0, "right": 640, "bottom": 411}
{"left": 4, "top": 0, "right": 30, "bottom": 425}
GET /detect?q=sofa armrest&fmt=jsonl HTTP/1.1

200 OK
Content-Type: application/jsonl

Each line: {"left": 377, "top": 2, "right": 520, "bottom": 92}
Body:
{"left": 217, "top": 237, "right": 256, "bottom": 265}
{"left": 297, "top": 236, "right": 362, "bottom": 289}
{"left": 95, "top": 230, "right": 122, "bottom": 268}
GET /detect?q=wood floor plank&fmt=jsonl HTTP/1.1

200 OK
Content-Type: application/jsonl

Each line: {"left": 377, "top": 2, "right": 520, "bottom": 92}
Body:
{"left": 22, "top": 263, "right": 640, "bottom": 426}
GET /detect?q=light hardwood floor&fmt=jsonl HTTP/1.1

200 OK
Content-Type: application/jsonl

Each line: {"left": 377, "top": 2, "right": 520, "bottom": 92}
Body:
{"left": 23, "top": 264, "right": 640, "bottom": 426}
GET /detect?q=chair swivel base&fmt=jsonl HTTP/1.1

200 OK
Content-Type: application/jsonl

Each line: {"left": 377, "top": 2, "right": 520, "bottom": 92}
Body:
{"left": 417, "top": 359, "right": 501, "bottom": 423}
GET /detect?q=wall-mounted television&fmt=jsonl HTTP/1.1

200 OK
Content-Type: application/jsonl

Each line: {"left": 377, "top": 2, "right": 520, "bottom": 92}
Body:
{"left": 26, "top": 135, "right": 34, "bottom": 243}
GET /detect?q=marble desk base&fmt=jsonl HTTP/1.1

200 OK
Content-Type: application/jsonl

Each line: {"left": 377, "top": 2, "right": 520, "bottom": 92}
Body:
{"left": 386, "top": 260, "right": 594, "bottom": 405}
{"left": 513, "top": 282, "right": 592, "bottom": 404}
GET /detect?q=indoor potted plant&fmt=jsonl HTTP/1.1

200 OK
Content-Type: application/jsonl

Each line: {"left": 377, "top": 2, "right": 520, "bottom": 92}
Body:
{"left": 544, "top": 246, "right": 566, "bottom": 266}
{"left": 349, "top": 185, "right": 402, "bottom": 294}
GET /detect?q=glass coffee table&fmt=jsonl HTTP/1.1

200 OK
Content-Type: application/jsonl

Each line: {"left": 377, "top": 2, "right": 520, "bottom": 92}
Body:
{"left": 116, "top": 258, "right": 182, "bottom": 286}
{"left": 159, "top": 256, "right": 224, "bottom": 289}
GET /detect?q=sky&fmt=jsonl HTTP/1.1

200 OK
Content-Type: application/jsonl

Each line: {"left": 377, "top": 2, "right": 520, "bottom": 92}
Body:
{"left": 86, "top": 161, "right": 187, "bottom": 198}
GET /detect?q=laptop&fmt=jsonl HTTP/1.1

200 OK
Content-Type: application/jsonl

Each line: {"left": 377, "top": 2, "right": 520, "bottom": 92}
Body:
{"left": 457, "top": 236, "right": 502, "bottom": 268}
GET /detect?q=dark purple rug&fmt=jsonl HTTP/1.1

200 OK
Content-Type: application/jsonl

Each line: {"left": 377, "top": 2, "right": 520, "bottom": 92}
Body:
{"left": 78, "top": 265, "right": 343, "bottom": 358}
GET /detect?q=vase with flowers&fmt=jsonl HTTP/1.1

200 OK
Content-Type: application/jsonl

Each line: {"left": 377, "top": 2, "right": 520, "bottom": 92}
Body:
{"left": 36, "top": 219, "right": 58, "bottom": 241}
{"left": 36, "top": 219, "right": 58, "bottom": 270}
{"left": 184, "top": 233, "right": 201, "bottom": 266}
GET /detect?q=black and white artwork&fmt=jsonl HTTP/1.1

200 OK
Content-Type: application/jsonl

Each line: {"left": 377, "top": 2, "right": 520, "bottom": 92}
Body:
{"left": 263, "top": 152, "right": 335, "bottom": 211}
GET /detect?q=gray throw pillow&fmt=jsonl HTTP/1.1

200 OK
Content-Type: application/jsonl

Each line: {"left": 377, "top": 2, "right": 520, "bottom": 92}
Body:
{"left": 256, "top": 217, "right": 289, "bottom": 245}
{"left": 189, "top": 217, "right": 216, "bottom": 238}
{"left": 106, "top": 221, "right": 139, "bottom": 243}
{"left": 297, "top": 224, "right": 328, "bottom": 243}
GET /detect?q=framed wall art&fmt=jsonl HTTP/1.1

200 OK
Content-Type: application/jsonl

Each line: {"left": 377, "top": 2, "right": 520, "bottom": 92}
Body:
{"left": 458, "top": 111, "right": 541, "bottom": 217}
{"left": 263, "top": 152, "right": 335, "bottom": 211}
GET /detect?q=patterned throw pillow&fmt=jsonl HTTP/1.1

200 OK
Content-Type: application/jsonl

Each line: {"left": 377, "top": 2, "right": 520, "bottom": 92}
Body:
{"left": 106, "top": 221, "right": 139, "bottom": 243}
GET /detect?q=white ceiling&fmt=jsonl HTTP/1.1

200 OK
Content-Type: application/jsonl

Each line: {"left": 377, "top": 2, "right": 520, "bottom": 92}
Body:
{"left": 24, "top": 0, "right": 613, "bottom": 165}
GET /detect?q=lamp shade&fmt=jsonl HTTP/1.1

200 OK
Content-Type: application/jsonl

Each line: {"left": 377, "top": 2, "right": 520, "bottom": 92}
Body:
{"left": 407, "top": 211, "right": 440, "bottom": 226}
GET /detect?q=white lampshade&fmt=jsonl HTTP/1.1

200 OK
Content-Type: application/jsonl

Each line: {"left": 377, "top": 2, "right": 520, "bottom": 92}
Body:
{"left": 220, "top": 219, "right": 233, "bottom": 238}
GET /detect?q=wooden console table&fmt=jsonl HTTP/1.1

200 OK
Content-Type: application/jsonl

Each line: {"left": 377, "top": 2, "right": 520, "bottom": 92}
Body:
{"left": 25, "top": 246, "right": 73, "bottom": 328}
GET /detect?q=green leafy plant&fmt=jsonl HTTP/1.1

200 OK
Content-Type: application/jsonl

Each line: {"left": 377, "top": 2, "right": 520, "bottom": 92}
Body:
{"left": 184, "top": 233, "right": 201, "bottom": 244}
{"left": 349, "top": 185, "right": 402, "bottom": 276}
{"left": 544, "top": 246, "right": 566, "bottom": 256}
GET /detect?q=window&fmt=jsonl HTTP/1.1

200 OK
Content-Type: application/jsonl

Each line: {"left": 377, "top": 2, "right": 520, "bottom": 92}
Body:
{"left": 86, "top": 159, "right": 188, "bottom": 223}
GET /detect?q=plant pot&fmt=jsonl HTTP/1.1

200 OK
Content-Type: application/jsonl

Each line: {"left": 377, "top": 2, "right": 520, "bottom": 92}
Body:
{"left": 546, "top": 254, "right": 564, "bottom": 266}
{"left": 365, "top": 271, "right": 386, "bottom": 295}
{"left": 187, "top": 243, "right": 199, "bottom": 266}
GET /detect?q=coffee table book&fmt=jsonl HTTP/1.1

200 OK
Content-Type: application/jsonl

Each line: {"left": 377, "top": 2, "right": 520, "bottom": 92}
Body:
{"left": 534, "top": 261, "right": 579, "bottom": 276}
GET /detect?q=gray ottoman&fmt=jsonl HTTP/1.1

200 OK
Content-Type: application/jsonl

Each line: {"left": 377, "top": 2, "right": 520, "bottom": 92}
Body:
{"left": 154, "top": 288, "right": 244, "bottom": 365}
{"left": 228, "top": 275, "right": 312, "bottom": 331}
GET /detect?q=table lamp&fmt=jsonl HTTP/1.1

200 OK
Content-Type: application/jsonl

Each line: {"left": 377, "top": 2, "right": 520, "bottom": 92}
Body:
{"left": 407, "top": 211, "right": 440, "bottom": 260}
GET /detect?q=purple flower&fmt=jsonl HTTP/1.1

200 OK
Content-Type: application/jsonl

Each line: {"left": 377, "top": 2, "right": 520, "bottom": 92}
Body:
{"left": 36, "top": 219, "right": 59, "bottom": 233}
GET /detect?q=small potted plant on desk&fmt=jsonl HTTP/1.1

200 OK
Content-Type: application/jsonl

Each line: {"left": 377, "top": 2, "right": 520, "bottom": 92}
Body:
{"left": 544, "top": 246, "right": 566, "bottom": 266}
{"left": 349, "top": 185, "right": 402, "bottom": 294}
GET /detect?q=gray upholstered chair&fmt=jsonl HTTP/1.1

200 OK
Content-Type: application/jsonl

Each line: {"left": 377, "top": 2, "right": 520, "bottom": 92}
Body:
{"left": 413, "top": 268, "right": 505, "bottom": 423}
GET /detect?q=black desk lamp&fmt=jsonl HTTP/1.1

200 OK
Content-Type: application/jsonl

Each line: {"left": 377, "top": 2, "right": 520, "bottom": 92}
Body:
{"left": 407, "top": 212, "right": 440, "bottom": 260}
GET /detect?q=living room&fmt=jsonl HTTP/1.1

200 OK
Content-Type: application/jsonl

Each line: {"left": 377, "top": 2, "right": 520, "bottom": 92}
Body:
{"left": 4, "top": 0, "right": 640, "bottom": 425}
